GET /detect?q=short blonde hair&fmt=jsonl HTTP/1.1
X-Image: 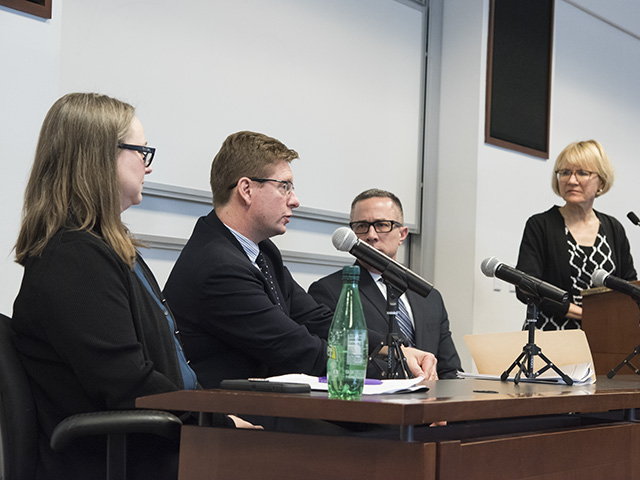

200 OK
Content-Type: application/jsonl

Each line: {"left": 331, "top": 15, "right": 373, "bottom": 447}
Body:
{"left": 551, "top": 140, "right": 614, "bottom": 197}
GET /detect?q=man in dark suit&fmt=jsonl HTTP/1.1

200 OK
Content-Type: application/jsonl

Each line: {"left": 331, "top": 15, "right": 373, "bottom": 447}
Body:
{"left": 164, "top": 132, "right": 438, "bottom": 388}
{"left": 309, "top": 189, "right": 462, "bottom": 379}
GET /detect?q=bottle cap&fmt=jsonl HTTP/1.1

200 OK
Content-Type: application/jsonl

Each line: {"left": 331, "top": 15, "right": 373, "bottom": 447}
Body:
{"left": 341, "top": 265, "right": 360, "bottom": 282}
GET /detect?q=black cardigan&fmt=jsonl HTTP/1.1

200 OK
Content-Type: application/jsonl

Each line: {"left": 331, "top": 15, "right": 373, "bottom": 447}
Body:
{"left": 515, "top": 206, "right": 636, "bottom": 319}
{"left": 11, "top": 229, "right": 229, "bottom": 480}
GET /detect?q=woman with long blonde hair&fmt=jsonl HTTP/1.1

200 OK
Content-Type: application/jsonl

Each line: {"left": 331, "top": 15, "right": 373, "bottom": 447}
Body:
{"left": 11, "top": 92, "right": 234, "bottom": 479}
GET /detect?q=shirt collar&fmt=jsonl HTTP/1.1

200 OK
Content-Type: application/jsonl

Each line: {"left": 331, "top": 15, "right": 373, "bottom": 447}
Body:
{"left": 224, "top": 224, "right": 260, "bottom": 263}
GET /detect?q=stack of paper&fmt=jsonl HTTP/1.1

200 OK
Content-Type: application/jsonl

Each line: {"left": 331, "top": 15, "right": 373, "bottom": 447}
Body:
{"left": 266, "top": 373, "right": 426, "bottom": 395}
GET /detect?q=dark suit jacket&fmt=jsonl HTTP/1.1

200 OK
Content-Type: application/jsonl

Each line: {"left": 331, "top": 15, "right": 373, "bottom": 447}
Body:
{"left": 164, "top": 210, "right": 335, "bottom": 388}
{"left": 309, "top": 263, "right": 462, "bottom": 379}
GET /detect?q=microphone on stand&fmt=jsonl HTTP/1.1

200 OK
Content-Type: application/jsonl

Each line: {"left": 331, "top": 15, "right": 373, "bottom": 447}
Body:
{"left": 592, "top": 269, "right": 640, "bottom": 303}
{"left": 331, "top": 227, "right": 432, "bottom": 297}
{"left": 627, "top": 211, "right": 640, "bottom": 227}
{"left": 480, "top": 256, "right": 568, "bottom": 305}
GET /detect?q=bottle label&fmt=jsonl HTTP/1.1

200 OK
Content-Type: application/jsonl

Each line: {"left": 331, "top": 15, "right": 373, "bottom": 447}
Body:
{"left": 327, "top": 345, "right": 336, "bottom": 360}
{"left": 346, "top": 331, "right": 366, "bottom": 365}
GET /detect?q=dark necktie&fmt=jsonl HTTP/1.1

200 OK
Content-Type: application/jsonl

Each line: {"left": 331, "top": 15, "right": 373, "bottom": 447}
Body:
{"left": 255, "top": 251, "right": 284, "bottom": 312}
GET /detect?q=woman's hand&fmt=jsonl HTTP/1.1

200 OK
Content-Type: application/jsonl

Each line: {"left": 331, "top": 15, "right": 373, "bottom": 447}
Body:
{"left": 229, "top": 415, "right": 263, "bottom": 429}
{"left": 566, "top": 303, "right": 583, "bottom": 320}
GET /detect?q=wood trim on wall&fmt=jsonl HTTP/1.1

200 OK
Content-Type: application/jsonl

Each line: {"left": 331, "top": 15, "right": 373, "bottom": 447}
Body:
{"left": 0, "top": 0, "right": 51, "bottom": 19}
{"left": 485, "top": 0, "right": 554, "bottom": 159}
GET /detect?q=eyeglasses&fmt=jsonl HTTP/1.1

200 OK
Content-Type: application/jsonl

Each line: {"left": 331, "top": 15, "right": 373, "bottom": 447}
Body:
{"left": 555, "top": 169, "right": 598, "bottom": 181}
{"left": 118, "top": 144, "right": 155, "bottom": 167}
{"left": 228, "top": 177, "right": 295, "bottom": 195}
{"left": 349, "top": 220, "right": 402, "bottom": 235}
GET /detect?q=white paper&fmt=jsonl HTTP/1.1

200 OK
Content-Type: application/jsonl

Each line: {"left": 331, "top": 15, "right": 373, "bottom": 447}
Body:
{"left": 266, "top": 373, "right": 426, "bottom": 395}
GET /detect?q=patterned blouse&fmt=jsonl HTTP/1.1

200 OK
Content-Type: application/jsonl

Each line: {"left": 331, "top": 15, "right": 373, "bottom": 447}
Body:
{"left": 533, "top": 225, "right": 614, "bottom": 330}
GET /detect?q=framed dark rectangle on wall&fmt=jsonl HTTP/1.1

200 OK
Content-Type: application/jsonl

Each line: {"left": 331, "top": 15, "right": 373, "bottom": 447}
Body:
{"left": 0, "top": 0, "right": 51, "bottom": 19}
{"left": 485, "top": 0, "right": 554, "bottom": 159}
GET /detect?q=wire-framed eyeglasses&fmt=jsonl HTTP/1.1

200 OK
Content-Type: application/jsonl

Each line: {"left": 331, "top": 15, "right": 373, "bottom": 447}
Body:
{"left": 118, "top": 144, "right": 155, "bottom": 167}
{"left": 349, "top": 220, "right": 403, "bottom": 234}
{"left": 555, "top": 169, "right": 598, "bottom": 181}
{"left": 228, "top": 177, "right": 295, "bottom": 195}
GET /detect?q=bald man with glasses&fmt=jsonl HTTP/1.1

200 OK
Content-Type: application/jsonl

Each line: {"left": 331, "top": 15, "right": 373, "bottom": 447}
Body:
{"left": 309, "top": 188, "right": 462, "bottom": 380}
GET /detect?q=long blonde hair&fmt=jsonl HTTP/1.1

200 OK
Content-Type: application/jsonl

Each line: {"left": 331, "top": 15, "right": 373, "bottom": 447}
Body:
{"left": 15, "top": 92, "right": 140, "bottom": 267}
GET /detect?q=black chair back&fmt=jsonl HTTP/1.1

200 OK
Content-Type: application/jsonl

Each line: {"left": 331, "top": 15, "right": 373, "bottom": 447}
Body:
{"left": 0, "top": 313, "right": 37, "bottom": 480}
{"left": 0, "top": 312, "right": 182, "bottom": 480}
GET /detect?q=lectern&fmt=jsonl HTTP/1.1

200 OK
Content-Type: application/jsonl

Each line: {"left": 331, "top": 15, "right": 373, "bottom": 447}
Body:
{"left": 582, "top": 282, "right": 640, "bottom": 376}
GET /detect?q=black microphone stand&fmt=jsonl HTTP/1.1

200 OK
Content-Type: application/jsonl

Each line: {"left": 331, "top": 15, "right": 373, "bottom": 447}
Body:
{"left": 501, "top": 297, "right": 573, "bottom": 385}
{"left": 607, "top": 300, "right": 640, "bottom": 378}
{"left": 368, "top": 281, "right": 412, "bottom": 379}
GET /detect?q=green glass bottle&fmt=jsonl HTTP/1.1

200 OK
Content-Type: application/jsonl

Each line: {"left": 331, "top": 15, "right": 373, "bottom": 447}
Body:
{"left": 327, "top": 265, "right": 369, "bottom": 400}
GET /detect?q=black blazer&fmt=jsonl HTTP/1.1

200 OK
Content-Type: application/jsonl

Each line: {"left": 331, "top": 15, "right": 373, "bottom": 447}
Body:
{"left": 164, "top": 210, "right": 334, "bottom": 388}
{"left": 309, "top": 263, "right": 462, "bottom": 379}
{"left": 11, "top": 229, "right": 193, "bottom": 479}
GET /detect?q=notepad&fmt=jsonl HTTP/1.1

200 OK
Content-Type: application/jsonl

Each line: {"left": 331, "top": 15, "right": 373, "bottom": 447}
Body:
{"left": 463, "top": 329, "right": 596, "bottom": 385}
{"left": 458, "top": 362, "right": 595, "bottom": 385}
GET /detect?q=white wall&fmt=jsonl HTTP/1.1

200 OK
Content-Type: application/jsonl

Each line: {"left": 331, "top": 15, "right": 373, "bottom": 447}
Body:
{"left": 59, "top": 0, "right": 425, "bottom": 227}
{"left": 0, "top": 3, "right": 63, "bottom": 314}
{"left": 434, "top": 0, "right": 640, "bottom": 370}
{"left": 2, "top": 0, "right": 640, "bottom": 375}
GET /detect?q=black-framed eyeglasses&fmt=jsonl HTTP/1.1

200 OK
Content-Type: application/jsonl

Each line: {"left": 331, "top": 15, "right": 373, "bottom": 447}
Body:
{"left": 349, "top": 220, "right": 403, "bottom": 234}
{"left": 118, "top": 144, "right": 155, "bottom": 167}
{"left": 228, "top": 177, "right": 295, "bottom": 195}
{"left": 555, "top": 169, "right": 598, "bottom": 181}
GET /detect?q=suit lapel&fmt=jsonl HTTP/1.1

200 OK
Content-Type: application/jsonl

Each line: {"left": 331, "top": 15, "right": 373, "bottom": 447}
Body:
{"left": 358, "top": 266, "right": 390, "bottom": 326}
{"left": 406, "top": 290, "right": 427, "bottom": 346}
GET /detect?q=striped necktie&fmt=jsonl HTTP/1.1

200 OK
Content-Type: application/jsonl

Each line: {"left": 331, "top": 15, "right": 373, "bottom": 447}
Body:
{"left": 379, "top": 277, "right": 415, "bottom": 346}
{"left": 396, "top": 296, "right": 415, "bottom": 346}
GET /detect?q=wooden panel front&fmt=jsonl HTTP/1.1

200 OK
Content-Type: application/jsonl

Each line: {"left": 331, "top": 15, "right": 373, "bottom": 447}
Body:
{"left": 437, "top": 422, "right": 640, "bottom": 480}
{"left": 582, "top": 285, "right": 640, "bottom": 375}
{"left": 177, "top": 425, "right": 436, "bottom": 480}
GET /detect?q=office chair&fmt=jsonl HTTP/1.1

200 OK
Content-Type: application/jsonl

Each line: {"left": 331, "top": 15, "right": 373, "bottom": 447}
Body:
{"left": 0, "top": 313, "right": 182, "bottom": 480}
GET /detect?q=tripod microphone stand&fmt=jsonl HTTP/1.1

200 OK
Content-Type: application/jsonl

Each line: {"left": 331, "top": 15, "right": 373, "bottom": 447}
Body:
{"left": 501, "top": 298, "right": 573, "bottom": 385}
{"left": 607, "top": 301, "right": 640, "bottom": 378}
{"left": 368, "top": 281, "right": 412, "bottom": 379}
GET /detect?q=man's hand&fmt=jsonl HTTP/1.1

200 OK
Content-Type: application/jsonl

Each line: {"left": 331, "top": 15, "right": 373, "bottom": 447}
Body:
{"left": 403, "top": 347, "right": 438, "bottom": 380}
{"left": 402, "top": 348, "right": 444, "bottom": 425}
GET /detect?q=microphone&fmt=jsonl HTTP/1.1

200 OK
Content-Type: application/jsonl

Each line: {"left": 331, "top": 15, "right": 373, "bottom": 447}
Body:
{"left": 627, "top": 211, "right": 640, "bottom": 227}
{"left": 592, "top": 269, "right": 640, "bottom": 303}
{"left": 332, "top": 227, "right": 432, "bottom": 297}
{"left": 481, "top": 257, "right": 568, "bottom": 305}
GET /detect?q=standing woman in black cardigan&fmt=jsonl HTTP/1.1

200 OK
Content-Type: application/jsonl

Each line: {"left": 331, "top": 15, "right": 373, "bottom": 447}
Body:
{"left": 11, "top": 93, "right": 243, "bottom": 480}
{"left": 515, "top": 140, "right": 636, "bottom": 330}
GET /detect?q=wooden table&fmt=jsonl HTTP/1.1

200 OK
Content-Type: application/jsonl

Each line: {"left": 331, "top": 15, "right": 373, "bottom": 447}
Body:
{"left": 137, "top": 376, "right": 640, "bottom": 480}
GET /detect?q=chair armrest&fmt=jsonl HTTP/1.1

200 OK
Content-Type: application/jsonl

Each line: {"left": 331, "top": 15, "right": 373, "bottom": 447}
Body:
{"left": 50, "top": 410, "right": 182, "bottom": 451}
